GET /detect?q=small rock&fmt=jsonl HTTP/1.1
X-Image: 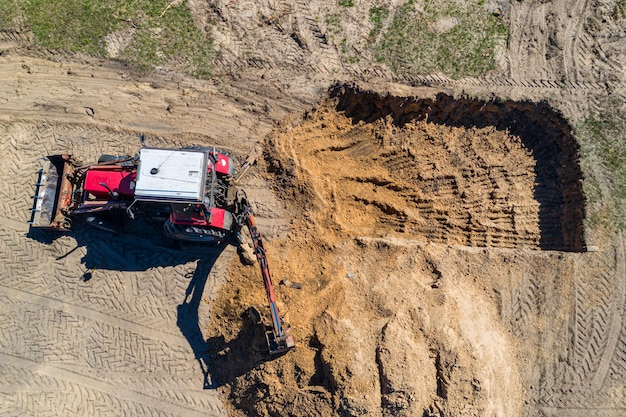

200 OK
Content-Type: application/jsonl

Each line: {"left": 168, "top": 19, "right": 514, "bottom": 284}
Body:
{"left": 280, "top": 279, "right": 303, "bottom": 289}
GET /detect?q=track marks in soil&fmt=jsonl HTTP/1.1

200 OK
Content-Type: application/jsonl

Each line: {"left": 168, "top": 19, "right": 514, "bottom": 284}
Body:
{"left": 0, "top": 356, "right": 222, "bottom": 417}
{"left": 506, "top": 236, "right": 626, "bottom": 414}
{"left": 569, "top": 277, "right": 612, "bottom": 383}
{"left": 330, "top": 86, "right": 586, "bottom": 251}
{"left": 592, "top": 235, "right": 626, "bottom": 389}
{"left": 0, "top": 55, "right": 269, "bottom": 148}
{"left": 557, "top": 239, "right": 626, "bottom": 397}
{"left": 509, "top": 270, "right": 546, "bottom": 339}
{"left": 507, "top": 0, "right": 625, "bottom": 85}
{"left": 204, "top": 1, "right": 341, "bottom": 75}
{"left": 271, "top": 92, "right": 571, "bottom": 250}
{"left": 0, "top": 120, "right": 244, "bottom": 416}
{"left": 0, "top": 222, "right": 228, "bottom": 415}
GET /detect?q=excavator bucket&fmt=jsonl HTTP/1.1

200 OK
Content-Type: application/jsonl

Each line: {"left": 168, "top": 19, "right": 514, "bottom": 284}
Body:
{"left": 266, "top": 327, "right": 296, "bottom": 355}
{"left": 30, "top": 155, "right": 77, "bottom": 230}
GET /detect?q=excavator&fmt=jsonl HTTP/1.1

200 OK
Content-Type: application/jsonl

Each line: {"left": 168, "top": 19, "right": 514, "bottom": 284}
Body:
{"left": 30, "top": 139, "right": 295, "bottom": 355}
{"left": 234, "top": 191, "right": 295, "bottom": 354}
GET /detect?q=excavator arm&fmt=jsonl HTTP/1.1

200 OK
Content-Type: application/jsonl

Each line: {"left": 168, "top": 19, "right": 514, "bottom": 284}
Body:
{"left": 236, "top": 197, "right": 295, "bottom": 355}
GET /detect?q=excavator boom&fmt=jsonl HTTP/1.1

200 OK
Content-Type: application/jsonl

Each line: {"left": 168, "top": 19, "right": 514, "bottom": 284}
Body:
{"left": 239, "top": 204, "right": 295, "bottom": 355}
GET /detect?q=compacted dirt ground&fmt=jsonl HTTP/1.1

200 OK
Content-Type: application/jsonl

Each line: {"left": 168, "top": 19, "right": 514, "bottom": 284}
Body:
{"left": 1, "top": 1, "right": 625, "bottom": 417}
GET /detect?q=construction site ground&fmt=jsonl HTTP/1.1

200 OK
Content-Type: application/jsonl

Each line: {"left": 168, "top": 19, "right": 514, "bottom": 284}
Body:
{"left": 1, "top": 1, "right": 625, "bottom": 416}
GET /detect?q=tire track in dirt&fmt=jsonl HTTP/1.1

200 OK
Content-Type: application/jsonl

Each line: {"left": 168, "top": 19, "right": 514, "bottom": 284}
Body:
{"left": 0, "top": 285, "right": 187, "bottom": 346}
{"left": 595, "top": 233, "right": 626, "bottom": 388}
{"left": 505, "top": 0, "right": 625, "bottom": 87}
{"left": 0, "top": 58, "right": 269, "bottom": 416}
{"left": 571, "top": 278, "right": 603, "bottom": 382}
{"left": 609, "top": 330, "right": 626, "bottom": 381}
{"left": 0, "top": 29, "right": 31, "bottom": 51}
{"left": 208, "top": 1, "right": 307, "bottom": 71}
{"left": 0, "top": 355, "right": 223, "bottom": 417}
{"left": 567, "top": 0, "right": 625, "bottom": 85}
{"left": 561, "top": 0, "right": 591, "bottom": 83}
{"left": 0, "top": 272, "right": 226, "bottom": 413}
{"left": 529, "top": 236, "right": 626, "bottom": 414}
{"left": 0, "top": 29, "right": 31, "bottom": 43}
{"left": 293, "top": 0, "right": 343, "bottom": 74}
{"left": 206, "top": 1, "right": 342, "bottom": 76}
{"left": 0, "top": 55, "right": 270, "bottom": 146}
{"left": 16, "top": 235, "right": 216, "bottom": 334}
{"left": 483, "top": 248, "right": 626, "bottom": 416}
{"left": 509, "top": 270, "right": 544, "bottom": 339}
{"left": 569, "top": 241, "right": 625, "bottom": 388}
{"left": 0, "top": 220, "right": 228, "bottom": 416}
{"left": 507, "top": 1, "right": 544, "bottom": 80}
{"left": 0, "top": 229, "right": 185, "bottom": 342}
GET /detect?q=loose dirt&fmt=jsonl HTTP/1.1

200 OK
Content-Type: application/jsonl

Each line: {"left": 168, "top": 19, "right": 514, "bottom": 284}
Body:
{"left": 206, "top": 87, "right": 624, "bottom": 417}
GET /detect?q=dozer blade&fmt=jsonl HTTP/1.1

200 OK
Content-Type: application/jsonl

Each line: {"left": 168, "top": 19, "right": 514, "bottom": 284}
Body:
{"left": 30, "top": 155, "right": 76, "bottom": 230}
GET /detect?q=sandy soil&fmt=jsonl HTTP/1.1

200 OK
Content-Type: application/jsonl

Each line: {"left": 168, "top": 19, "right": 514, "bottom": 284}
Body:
{"left": 206, "top": 88, "right": 624, "bottom": 417}
{"left": 0, "top": 0, "right": 625, "bottom": 416}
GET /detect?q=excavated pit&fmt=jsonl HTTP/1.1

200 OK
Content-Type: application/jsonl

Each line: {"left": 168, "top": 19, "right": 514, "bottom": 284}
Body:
{"left": 270, "top": 84, "right": 586, "bottom": 252}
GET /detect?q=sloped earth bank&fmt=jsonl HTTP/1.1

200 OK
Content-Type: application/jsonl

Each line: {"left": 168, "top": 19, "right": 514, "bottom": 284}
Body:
{"left": 207, "top": 86, "right": 625, "bottom": 417}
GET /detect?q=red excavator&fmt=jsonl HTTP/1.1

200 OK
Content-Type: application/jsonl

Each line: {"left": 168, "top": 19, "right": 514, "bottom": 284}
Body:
{"left": 30, "top": 141, "right": 295, "bottom": 355}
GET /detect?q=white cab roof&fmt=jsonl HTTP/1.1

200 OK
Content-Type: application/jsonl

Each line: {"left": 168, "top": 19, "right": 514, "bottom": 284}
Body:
{"left": 135, "top": 148, "right": 207, "bottom": 202}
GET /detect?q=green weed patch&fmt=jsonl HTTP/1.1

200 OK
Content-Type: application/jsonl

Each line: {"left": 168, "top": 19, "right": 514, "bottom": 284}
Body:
{"left": 578, "top": 104, "right": 626, "bottom": 231}
{"left": 3, "top": 0, "right": 213, "bottom": 78}
{"left": 371, "top": 0, "right": 507, "bottom": 79}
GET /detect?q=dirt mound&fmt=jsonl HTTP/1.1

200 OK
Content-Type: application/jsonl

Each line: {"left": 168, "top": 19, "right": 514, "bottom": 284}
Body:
{"left": 205, "top": 85, "right": 592, "bottom": 416}
{"left": 210, "top": 237, "right": 523, "bottom": 417}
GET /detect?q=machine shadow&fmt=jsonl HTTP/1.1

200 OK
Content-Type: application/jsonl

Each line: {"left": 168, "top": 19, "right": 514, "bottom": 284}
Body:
{"left": 177, "top": 254, "right": 226, "bottom": 389}
{"left": 27, "top": 217, "right": 225, "bottom": 272}
{"left": 177, "top": 254, "right": 278, "bottom": 389}
{"left": 28, "top": 223, "right": 256, "bottom": 388}
{"left": 332, "top": 83, "right": 586, "bottom": 252}
{"left": 176, "top": 248, "right": 278, "bottom": 390}
{"left": 204, "top": 311, "right": 280, "bottom": 388}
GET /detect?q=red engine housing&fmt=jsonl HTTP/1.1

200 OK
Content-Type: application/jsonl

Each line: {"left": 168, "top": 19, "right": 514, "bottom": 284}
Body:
{"left": 84, "top": 168, "right": 136, "bottom": 199}
{"left": 169, "top": 205, "right": 230, "bottom": 229}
